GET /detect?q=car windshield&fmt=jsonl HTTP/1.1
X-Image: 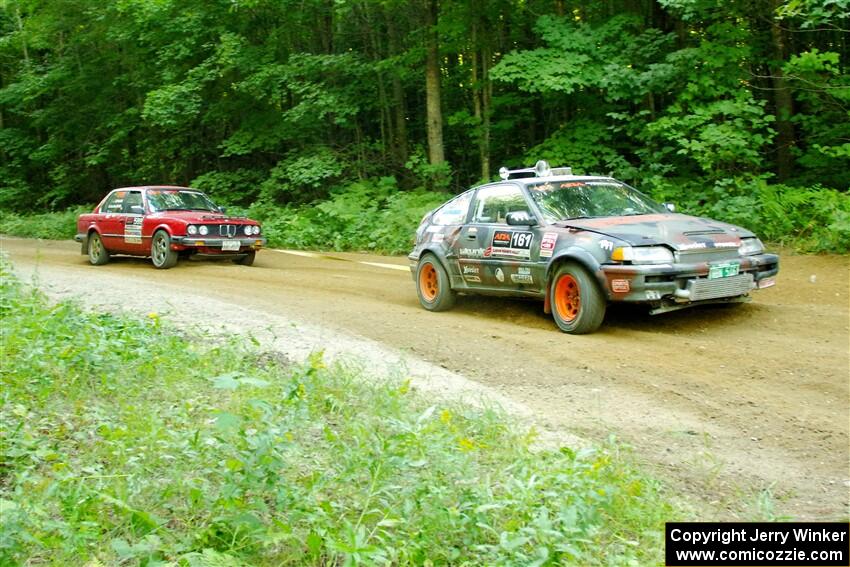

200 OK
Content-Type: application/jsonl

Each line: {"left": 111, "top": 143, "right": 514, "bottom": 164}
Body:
{"left": 527, "top": 180, "right": 665, "bottom": 222}
{"left": 147, "top": 190, "right": 220, "bottom": 213}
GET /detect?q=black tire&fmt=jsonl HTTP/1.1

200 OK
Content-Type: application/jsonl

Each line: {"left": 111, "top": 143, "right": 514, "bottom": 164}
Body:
{"left": 233, "top": 250, "right": 256, "bottom": 266}
{"left": 550, "top": 262, "right": 606, "bottom": 334}
{"left": 87, "top": 232, "right": 110, "bottom": 265}
{"left": 151, "top": 230, "right": 178, "bottom": 269}
{"left": 416, "top": 254, "right": 455, "bottom": 312}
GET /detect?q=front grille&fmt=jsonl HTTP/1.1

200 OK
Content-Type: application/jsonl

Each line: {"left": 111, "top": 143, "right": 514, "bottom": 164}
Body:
{"left": 675, "top": 247, "right": 739, "bottom": 264}
{"left": 218, "top": 224, "right": 240, "bottom": 238}
{"left": 196, "top": 224, "right": 247, "bottom": 238}
{"left": 688, "top": 273, "right": 754, "bottom": 301}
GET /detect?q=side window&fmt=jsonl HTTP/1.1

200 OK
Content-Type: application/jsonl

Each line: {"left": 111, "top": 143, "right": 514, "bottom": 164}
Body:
{"left": 471, "top": 185, "right": 529, "bottom": 224}
{"left": 122, "top": 191, "right": 144, "bottom": 214}
{"left": 101, "top": 192, "right": 126, "bottom": 214}
{"left": 431, "top": 192, "right": 472, "bottom": 226}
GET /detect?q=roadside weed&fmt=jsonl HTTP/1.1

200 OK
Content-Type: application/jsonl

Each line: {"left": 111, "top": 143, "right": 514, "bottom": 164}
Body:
{"left": 0, "top": 264, "right": 674, "bottom": 565}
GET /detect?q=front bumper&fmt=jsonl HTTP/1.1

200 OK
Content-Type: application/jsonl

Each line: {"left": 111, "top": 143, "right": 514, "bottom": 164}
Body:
{"left": 170, "top": 236, "right": 267, "bottom": 252}
{"left": 599, "top": 252, "right": 779, "bottom": 306}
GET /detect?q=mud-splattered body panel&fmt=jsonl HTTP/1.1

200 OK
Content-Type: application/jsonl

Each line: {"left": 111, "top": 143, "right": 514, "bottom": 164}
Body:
{"left": 409, "top": 176, "right": 779, "bottom": 316}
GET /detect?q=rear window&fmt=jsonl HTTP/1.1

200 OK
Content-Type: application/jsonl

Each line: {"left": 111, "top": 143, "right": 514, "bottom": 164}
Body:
{"left": 431, "top": 192, "right": 472, "bottom": 225}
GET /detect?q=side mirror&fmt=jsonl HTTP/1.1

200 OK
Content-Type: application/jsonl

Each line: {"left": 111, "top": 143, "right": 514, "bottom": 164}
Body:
{"left": 506, "top": 211, "right": 537, "bottom": 226}
{"left": 218, "top": 206, "right": 228, "bottom": 214}
{"left": 663, "top": 202, "right": 676, "bottom": 213}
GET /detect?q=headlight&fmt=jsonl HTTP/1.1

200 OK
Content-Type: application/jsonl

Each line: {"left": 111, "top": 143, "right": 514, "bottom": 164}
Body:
{"left": 611, "top": 246, "right": 674, "bottom": 264}
{"left": 187, "top": 225, "right": 198, "bottom": 235}
{"left": 199, "top": 225, "right": 209, "bottom": 236}
{"left": 739, "top": 238, "right": 764, "bottom": 256}
{"left": 244, "top": 225, "right": 252, "bottom": 236}
{"left": 253, "top": 225, "right": 261, "bottom": 235}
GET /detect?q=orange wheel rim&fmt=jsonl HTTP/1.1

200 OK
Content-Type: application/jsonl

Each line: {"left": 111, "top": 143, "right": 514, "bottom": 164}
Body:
{"left": 554, "top": 274, "right": 580, "bottom": 322}
{"left": 419, "top": 263, "right": 439, "bottom": 302}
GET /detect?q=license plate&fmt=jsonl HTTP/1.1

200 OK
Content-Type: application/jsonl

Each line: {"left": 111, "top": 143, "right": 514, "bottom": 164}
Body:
{"left": 222, "top": 240, "right": 240, "bottom": 251}
{"left": 708, "top": 262, "right": 740, "bottom": 279}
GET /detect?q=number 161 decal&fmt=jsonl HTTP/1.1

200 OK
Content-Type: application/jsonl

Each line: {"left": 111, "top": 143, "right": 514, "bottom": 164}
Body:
{"left": 491, "top": 230, "right": 534, "bottom": 259}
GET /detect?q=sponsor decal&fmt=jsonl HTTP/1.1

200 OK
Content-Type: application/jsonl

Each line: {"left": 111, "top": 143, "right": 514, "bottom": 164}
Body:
{"left": 678, "top": 242, "right": 708, "bottom": 251}
{"left": 495, "top": 268, "right": 505, "bottom": 283}
{"left": 124, "top": 216, "right": 143, "bottom": 244}
{"left": 538, "top": 182, "right": 555, "bottom": 192}
{"left": 510, "top": 268, "right": 533, "bottom": 285}
{"left": 540, "top": 232, "right": 558, "bottom": 258}
{"left": 431, "top": 232, "right": 444, "bottom": 243}
{"left": 491, "top": 231, "right": 534, "bottom": 259}
{"left": 462, "top": 264, "right": 480, "bottom": 276}
{"left": 585, "top": 181, "right": 618, "bottom": 186}
{"left": 599, "top": 239, "right": 614, "bottom": 251}
{"left": 560, "top": 182, "right": 584, "bottom": 188}
{"left": 460, "top": 247, "right": 485, "bottom": 258}
{"left": 464, "top": 275, "right": 482, "bottom": 283}
{"left": 645, "top": 290, "right": 661, "bottom": 300}
{"left": 714, "top": 241, "right": 740, "bottom": 248}
{"left": 611, "top": 279, "right": 630, "bottom": 293}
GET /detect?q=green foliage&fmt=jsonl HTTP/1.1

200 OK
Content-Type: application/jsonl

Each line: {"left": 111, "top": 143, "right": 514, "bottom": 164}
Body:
{"left": 259, "top": 148, "right": 346, "bottom": 203}
{"left": 647, "top": 177, "right": 850, "bottom": 253}
{"left": 0, "top": 206, "right": 92, "bottom": 240}
{"left": 1, "top": 0, "right": 848, "bottom": 251}
{"left": 526, "top": 120, "right": 632, "bottom": 178}
{"left": 776, "top": 0, "right": 850, "bottom": 28}
{"left": 643, "top": 94, "right": 775, "bottom": 178}
{"left": 0, "top": 266, "right": 674, "bottom": 564}
{"left": 404, "top": 148, "right": 454, "bottom": 192}
{"left": 782, "top": 49, "right": 850, "bottom": 188}
{"left": 249, "top": 177, "right": 448, "bottom": 253}
{"left": 190, "top": 168, "right": 267, "bottom": 206}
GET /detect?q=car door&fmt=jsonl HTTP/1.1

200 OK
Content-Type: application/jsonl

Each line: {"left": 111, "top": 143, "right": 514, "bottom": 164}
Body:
{"left": 97, "top": 191, "right": 132, "bottom": 252}
{"left": 451, "top": 184, "right": 543, "bottom": 293}
{"left": 119, "top": 190, "right": 147, "bottom": 254}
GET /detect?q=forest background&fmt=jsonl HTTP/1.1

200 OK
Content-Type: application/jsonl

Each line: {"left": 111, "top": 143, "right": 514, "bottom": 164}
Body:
{"left": 1, "top": 0, "right": 848, "bottom": 253}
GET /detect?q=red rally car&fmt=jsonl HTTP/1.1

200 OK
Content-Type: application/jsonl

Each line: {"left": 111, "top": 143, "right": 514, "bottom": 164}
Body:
{"left": 75, "top": 186, "right": 266, "bottom": 269}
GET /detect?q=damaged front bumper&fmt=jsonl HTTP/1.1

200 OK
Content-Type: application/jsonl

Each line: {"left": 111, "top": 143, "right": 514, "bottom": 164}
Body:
{"left": 600, "top": 252, "right": 779, "bottom": 314}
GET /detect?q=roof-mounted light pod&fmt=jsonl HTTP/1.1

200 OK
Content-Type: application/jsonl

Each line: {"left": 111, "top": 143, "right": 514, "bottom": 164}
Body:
{"left": 498, "top": 160, "right": 569, "bottom": 180}
{"left": 535, "top": 160, "right": 552, "bottom": 177}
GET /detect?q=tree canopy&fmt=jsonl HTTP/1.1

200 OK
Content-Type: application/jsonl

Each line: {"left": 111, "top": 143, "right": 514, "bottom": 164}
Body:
{"left": 1, "top": 0, "right": 848, "bottom": 244}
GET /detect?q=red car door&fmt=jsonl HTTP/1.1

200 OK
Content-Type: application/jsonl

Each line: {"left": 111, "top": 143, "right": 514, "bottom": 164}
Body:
{"left": 119, "top": 190, "right": 147, "bottom": 254}
{"left": 97, "top": 191, "right": 130, "bottom": 253}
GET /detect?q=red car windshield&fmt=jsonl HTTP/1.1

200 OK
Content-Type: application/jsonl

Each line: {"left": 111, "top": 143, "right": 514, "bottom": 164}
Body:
{"left": 147, "top": 190, "right": 220, "bottom": 213}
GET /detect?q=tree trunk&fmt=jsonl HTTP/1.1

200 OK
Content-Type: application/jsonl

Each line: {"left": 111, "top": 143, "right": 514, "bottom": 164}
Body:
{"left": 769, "top": 2, "right": 795, "bottom": 181}
{"left": 387, "top": 12, "right": 409, "bottom": 166}
{"left": 15, "top": 7, "right": 30, "bottom": 66}
{"left": 424, "top": 0, "right": 445, "bottom": 165}
{"left": 480, "top": 46, "right": 491, "bottom": 180}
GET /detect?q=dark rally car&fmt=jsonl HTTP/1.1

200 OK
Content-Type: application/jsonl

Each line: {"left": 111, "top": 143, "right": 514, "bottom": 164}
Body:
{"left": 408, "top": 161, "right": 779, "bottom": 334}
{"left": 76, "top": 186, "right": 266, "bottom": 269}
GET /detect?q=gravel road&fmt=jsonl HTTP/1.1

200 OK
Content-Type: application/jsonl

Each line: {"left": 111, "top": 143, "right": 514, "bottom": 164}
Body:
{"left": 3, "top": 236, "right": 848, "bottom": 520}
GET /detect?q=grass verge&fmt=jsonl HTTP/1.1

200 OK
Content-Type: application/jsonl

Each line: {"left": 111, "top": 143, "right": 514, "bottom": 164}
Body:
{"left": 0, "top": 263, "right": 675, "bottom": 565}
{"left": 0, "top": 206, "right": 92, "bottom": 241}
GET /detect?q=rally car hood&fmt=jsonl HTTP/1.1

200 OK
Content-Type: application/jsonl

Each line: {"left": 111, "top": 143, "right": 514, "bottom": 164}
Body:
{"left": 148, "top": 211, "right": 254, "bottom": 224}
{"left": 555, "top": 213, "right": 754, "bottom": 250}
